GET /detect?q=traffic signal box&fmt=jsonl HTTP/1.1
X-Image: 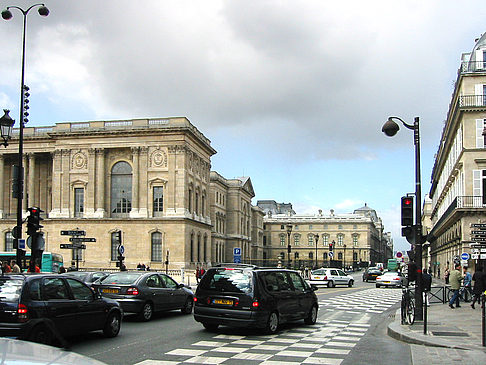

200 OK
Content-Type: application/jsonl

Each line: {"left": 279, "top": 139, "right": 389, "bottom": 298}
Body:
{"left": 401, "top": 196, "right": 413, "bottom": 227}
{"left": 27, "top": 207, "right": 43, "bottom": 237}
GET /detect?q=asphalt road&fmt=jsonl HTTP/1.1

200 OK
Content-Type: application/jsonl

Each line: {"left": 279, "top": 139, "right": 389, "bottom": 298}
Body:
{"left": 67, "top": 273, "right": 412, "bottom": 365}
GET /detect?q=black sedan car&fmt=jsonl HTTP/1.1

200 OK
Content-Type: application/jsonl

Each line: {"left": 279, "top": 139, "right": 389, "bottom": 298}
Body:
{"left": 93, "top": 272, "right": 194, "bottom": 321}
{"left": 0, "top": 273, "right": 122, "bottom": 346}
{"left": 362, "top": 267, "right": 382, "bottom": 282}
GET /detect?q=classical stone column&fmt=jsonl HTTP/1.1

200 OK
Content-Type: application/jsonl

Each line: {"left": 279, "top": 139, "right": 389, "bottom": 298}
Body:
{"left": 22, "top": 154, "right": 28, "bottom": 213}
{"left": 27, "top": 153, "right": 36, "bottom": 208}
{"left": 130, "top": 147, "right": 140, "bottom": 217}
{"left": 49, "top": 150, "right": 62, "bottom": 217}
{"left": 61, "top": 149, "right": 70, "bottom": 216}
{"left": 0, "top": 155, "right": 4, "bottom": 218}
{"left": 86, "top": 148, "right": 96, "bottom": 217}
{"left": 139, "top": 147, "right": 148, "bottom": 217}
{"left": 95, "top": 148, "right": 106, "bottom": 217}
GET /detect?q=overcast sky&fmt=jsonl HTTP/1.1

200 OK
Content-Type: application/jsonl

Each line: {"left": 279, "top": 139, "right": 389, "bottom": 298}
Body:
{"left": 2, "top": 0, "right": 486, "bottom": 253}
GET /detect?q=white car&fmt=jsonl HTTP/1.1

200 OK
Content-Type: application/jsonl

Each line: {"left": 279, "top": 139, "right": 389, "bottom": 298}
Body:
{"left": 309, "top": 268, "right": 354, "bottom": 288}
{"left": 375, "top": 271, "right": 404, "bottom": 288}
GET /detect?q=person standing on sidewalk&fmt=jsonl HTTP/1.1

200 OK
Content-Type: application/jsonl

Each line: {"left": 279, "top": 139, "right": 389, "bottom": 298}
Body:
{"left": 449, "top": 263, "right": 463, "bottom": 309}
{"left": 422, "top": 268, "right": 432, "bottom": 306}
{"left": 444, "top": 262, "right": 450, "bottom": 284}
{"left": 462, "top": 266, "right": 472, "bottom": 302}
{"left": 471, "top": 265, "right": 485, "bottom": 309}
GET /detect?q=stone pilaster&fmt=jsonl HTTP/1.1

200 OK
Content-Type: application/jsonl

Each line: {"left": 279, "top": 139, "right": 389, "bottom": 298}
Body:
{"left": 27, "top": 153, "right": 36, "bottom": 208}
{"left": 139, "top": 147, "right": 148, "bottom": 217}
{"left": 94, "top": 148, "right": 106, "bottom": 217}
{"left": 86, "top": 148, "right": 96, "bottom": 217}
{"left": 61, "top": 149, "right": 70, "bottom": 216}
{"left": 49, "top": 150, "right": 63, "bottom": 217}
{"left": 0, "top": 155, "right": 4, "bottom": 217}
{"left": 129, "top": 147, "right": 140, "bottom": 217}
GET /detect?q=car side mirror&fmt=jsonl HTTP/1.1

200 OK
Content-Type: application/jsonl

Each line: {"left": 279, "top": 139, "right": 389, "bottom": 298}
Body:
{"left": 178, "top": 283, "right": 185, "bottom": 289}
{"left": 310, "top": 284, "right": 318, "bottom": 291}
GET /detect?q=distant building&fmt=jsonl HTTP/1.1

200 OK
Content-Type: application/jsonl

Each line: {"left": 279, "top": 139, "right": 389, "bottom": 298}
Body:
{"left": 257, "top": 200, "right": 295, "bottom": 216}
{"left": 427, "top": 34, "right": 486, "bottom": 274}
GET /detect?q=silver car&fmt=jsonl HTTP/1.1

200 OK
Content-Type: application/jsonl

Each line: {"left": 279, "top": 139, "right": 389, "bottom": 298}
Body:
{"left": 309, "top": 268, "right": 354, "bottom": 288}
{"left": 375, "top": 271, "right": 404, "bottom": 288}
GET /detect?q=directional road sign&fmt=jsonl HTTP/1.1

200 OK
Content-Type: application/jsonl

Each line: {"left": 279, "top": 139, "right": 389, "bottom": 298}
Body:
{"left": 329, "top": 251, "right": 334, "bottom": 258}
{"left": 471, "top": 236, "right": 486, "bottom": 242}
{"left": 69, "top": 237, "right": 96, "bottom": 242}
{"left": 471, "top": 231, "right": 486, "bottom": 235}
{"left": 471, "top": 224, "right": 486, "bottom": 229}
{"left": 60, "top": 243, "right": 86, "bottom": 249}
{"left": 61, "top": 230, "right": 86, "bottom": 236}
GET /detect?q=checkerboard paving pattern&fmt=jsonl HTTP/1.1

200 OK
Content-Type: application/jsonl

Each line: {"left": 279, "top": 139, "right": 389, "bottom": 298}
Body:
{"left": 318, "top": 288, "right": 402, "bottom": 314}
{"left": 134, "top": 320, "right": 371, "bottom": 365}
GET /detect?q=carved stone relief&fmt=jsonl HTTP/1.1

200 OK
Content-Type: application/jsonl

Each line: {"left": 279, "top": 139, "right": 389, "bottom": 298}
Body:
{"left": 72, "top": 150, "right": 87, "bottom": 170}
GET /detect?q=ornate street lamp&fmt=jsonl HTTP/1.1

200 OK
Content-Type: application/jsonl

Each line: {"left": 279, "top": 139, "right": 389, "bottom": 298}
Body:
{"left": 286, "top": 224, "right": 293, "bottom": 268}
{"left": 2, "top": 3, "right": 49, "bottom": 270}
{"left": 314, "top": 234, "right": 319, "bottom": 269}
{"left": 382, "top": 115, "right": 424, "bottom": 321}
{"left": 0, "top": 109, "right": 15, "bottom": 147}
{"left": 343, "top": 244, "right": 346, "bottom": 270}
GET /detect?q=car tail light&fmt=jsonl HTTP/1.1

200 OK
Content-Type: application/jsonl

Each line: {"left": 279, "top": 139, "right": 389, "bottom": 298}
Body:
{"left": 194, "top": 297, "right": 198, "bottom": 302}
{"left": 393, "top": 278, "right": 400, "bottom": 281}
{"left": 324, "top": 276, "right": 327, "bottom": 280}
{"left": 252, "top": 301, "right": 259, "bottom": 308}
{"left": 127, "top": 287, "right": 139, "bottom": 295}
{"left": 18, "top": 304, "right": 28, "bottom": 322}
{"left": 234, "top": 300, "right": 239, "bottom": 307}
{"left": 376, "top": 276, "right": 381, "bottom": 280}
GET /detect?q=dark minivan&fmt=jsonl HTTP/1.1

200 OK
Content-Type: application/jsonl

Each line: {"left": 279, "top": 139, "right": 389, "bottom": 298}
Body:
{"left": 194, "top": 265, "right": 318, "bottom": 334}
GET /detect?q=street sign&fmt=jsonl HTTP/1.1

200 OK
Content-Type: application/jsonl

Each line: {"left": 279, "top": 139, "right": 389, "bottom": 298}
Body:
{"left": 471, "top": 231, "right": 486, "bottom": 235}
{"left": 60, "top": 243, "right": 86, "bottom": 249}
{"left": 329, "top": 251, "right": 334, "bottom": 258}
{"left": 61, "top": 230, "right": 86, "bottom": 236}
{"left": 118, "top": 245, "right": 125, "bottom": 255}
{"left": 471, "top": 236, "right": 486, "bottom": 242}
{"left": 233, "top": 248, "right": 241, "bottom": 256}
{"left": 461, "top": 252, "right": 470, "bottom": 261}
{"left": 471, "top": 223, "right": 486, "bottom": 229}
{"left": 472, "top": 254, "right": 480, "bottom": 260}
{"left": 18, "top": 238, "right": 25, "bottom": 250}
{"left": 481, "top": 253, "right": 486, "bottom": 259}
{"left": 69, "top": 237, "right": 96, "bottom": 242}
{"left": 396, "top": 251, "right": 403, "bottom": 258}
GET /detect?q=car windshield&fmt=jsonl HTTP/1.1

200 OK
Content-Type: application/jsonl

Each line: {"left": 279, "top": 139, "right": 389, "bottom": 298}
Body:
{"left": 64, "top": 272, "right": 89, "bottom": 280}
{"left": 101, "top": 273, "right": 142, "bottom": 285}
{"left": 0, "top": 279, "right": 23, "bottom": 302}
{"left": 200, "top": 269, "right": 253, "bottom": 293}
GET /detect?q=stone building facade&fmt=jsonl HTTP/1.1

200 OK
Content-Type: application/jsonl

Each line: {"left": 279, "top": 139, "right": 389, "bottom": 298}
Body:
{"left": 427, "top": 34, "right": 486, "bottom": 274}
{"left": 0, "top": 117, "right": 220, "bottom": 271}
{"left": 258, "top": 202, "right": 392, "bottom": 268}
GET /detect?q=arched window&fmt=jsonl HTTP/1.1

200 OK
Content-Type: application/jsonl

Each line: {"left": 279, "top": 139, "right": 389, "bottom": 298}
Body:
{"left": 151, "top": 232, "right": 162, "bottom": 262}
{"left": 338, "top": 252, "right": 343, "bottom": 260}
{"left": 323, "top": 252, "right": 328, "bottom": 260}
{"left": 203, "top": 235, "right": 207, "bottom": 262}
{"left": 190, "top": 233, "right": 194, "bottom": 262}
{"left": 111, "top": 232, "right": 120, "bottom": 261}
{"left": 197, "top": 234, "right": 201, "bottom": 262}
{"left": 309, "top": 252, "right": 313, "bottom": 259}
{"left": 111, "top": 161, "right": 132, "bottom": 216}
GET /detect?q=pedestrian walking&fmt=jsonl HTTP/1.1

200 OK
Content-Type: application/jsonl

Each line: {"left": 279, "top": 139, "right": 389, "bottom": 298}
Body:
{"left": 195, "top": 265, "right": 201, "bottom": 283}
{"left": 471, "top": 266, "right": 485, "bottom": 309}
{"left": 10, "top": 260, "right": 21, "bottom": 273}
{"left": 448, "top": 263, "right": 463, "bottom": 309}
{"left": 2, "top": 261, "right": 11, "bottom": 273}
{"left": 422, "top": 268, "right": 432, "bottom": 306}
{"left": 462, "top": 266, "right": 472, "bottom": 302}
{"left": 444, "top": 262, "right": 450, "bottom": 284}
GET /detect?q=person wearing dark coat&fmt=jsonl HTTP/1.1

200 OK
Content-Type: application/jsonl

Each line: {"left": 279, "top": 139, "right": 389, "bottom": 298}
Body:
{"left": 471, "top": 266, "right": 485, "bottom": 309}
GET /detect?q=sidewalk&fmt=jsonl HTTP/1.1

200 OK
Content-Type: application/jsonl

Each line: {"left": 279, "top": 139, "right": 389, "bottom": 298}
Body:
{"left": 387, "top": 278, "right": 486, "bottom": 363}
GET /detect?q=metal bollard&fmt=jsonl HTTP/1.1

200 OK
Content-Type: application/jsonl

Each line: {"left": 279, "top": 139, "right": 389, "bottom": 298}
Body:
{"left": 424, "top": 291, "right": 428, "bottom": 335}
{"left": 482, "top": 293, "right": 485, "bottom": 347}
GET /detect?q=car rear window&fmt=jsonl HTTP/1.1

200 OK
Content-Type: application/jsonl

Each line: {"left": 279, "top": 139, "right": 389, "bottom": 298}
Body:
{"left": 0, "top": 279, "right": 23, "bottom": 302}
{"left": 312, "top": 269, "right": 326, "bottom": 275}
{"left": 101, "top": 273, "right": 141, "bottom": 285}
{"left": 200, "top": 269, "right": 253, "bottom": 293}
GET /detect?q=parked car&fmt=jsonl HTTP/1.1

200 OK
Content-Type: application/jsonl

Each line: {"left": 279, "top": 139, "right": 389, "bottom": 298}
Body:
{"left": 0, "top": 273, "right": 122, "bottom": 346}
{"left": 0, "top": 337, "right": 107, "bottom": 365}
{"left": 62, "top": 271, "right": 110, "bottom": 286}
{"left": 375, "top": 271, "right": 404, "bottom": 288}
{"left": 362, "top": 267, "right": 382, "bottom": 282}
{"left": 309, "top": 268, "right": 354, "bottom": 287}
{"left": 93, "top": 272, "right": 193, "bottom": 321}
{"left": 194, "top": 264, "right": 318, "bottom": 334}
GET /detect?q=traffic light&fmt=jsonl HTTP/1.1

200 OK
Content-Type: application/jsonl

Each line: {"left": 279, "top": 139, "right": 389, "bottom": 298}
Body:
{"left": 401, "top": 196, "right": 414, "bottom": 227}
{"left": 26, "top": 207, "right": 43, "bottom": 236}
{"left": 23, "top": 85, "right": 30, "bottom": 124}
{"left": 407, "top": 262, "right": 417, "bottom": 282}
{"left": 329, "top": 242, "right": 334, "bottom": 251}
{"left": 401, "top": 226, "right": 415, "bottom": 244}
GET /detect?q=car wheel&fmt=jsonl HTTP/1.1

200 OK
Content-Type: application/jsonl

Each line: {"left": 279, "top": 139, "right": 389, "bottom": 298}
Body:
{"left": 203, "top": 322, "right": 218, "bottom": 331}
{"left": 327, "top": 281, "right": 335, "bottom": 288}
{"left": 138, "top": 302, "right": 153, "bottom": 321}
{"left": 103, "top": 311, "right": 121, "bottom": 338}
{"left": 304, "top": 305, "right": 318, "bottom": 325}
{"left": 376, "top": 284, "right": 380, "bottom": 288}
{"left": 264, "top": 312, "right": 279, "bottom": 334}
{"left": 181, "top": 297, "right": 194, "bottom": 314}
{"left": 29, "top": 324, "right": 54, "bottom": 346}
{"left": 366, "top": 278, "right": 369, "bottom": 282}
{"left": 348, "top": 280, "right": 354, "bottom": 287}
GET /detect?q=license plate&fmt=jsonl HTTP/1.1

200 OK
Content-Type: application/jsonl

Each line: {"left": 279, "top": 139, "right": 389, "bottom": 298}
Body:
{"left": 213, "top": 298, "right": 233, "bottom": 305}
{"left": 102, "top": 288, "right": 119, "bottom": 294}
{"left": 383, "top": 281, "right": 390, "bottom": 284}
{"left": 313, "top": 276, "right": 321, "bottom": 280}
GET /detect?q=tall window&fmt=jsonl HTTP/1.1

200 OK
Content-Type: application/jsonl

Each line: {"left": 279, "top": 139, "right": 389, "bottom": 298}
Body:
{"left": 323, "top": 252, "right": 328, "bottom": 260}
{"left": 338, "top": 252, "right": 343, "bottom": 260}
{"left": 308, "top": 235, "right": 314, "bottom": 246}
{"left": 151, "top": 232, "right": 162, "bottom": 261}
{"left": 111, "top": 161, "right": 132, "bottom": 216}
{"left": 188, "top": 188, "right": 193, "bottom": 213}
{"left": 153, "top": 186, "right": 164, "bottom": 217}
{"left": 111, "top": 232, "right": 119, "bottom": 261}
{"left": 338, "top": 234, "right": 344, "bottom": 246}
{"left": 74, "top": 188, "right": 84, "bottom": 218}
{"left": 323, "top": 235, "right": 329, "bottom": 245}
{"left": 294, "top": 234, "right": 300, "bottom": 246}
{"left": 195, "top": 191, "right": 199, "bottom": 215}
{"left": 353, "top": 235, "right": 358, "bottom": 246}
{"left": 190, "top": 234, "right": 194, "bottom": 262}
{"left": 280, "top": 235, "right": 285, "bottom": 246}
{"left": 5, "top": 232, "right": 13, "bottom": 252}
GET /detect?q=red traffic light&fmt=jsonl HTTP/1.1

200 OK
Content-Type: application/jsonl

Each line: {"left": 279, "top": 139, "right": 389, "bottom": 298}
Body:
{"left": 403, "top": 198, "right": 412, "bottom": 205}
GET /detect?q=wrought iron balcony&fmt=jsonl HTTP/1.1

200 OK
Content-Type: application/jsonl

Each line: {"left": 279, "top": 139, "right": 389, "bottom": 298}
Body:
{"left": 461, "top": 61, "right": 486, "bottom": 73}
{"left": 458, "top": 95, "right": 486, "bottom": 108}
{"left": 431, "top": 196, "right": 485, "bottom": 235}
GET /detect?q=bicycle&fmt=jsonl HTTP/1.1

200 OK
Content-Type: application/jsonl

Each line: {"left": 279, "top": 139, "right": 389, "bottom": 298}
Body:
{"left": 447, "top": 285, "right": 473, "bottom": 304}
{"left": 401, "top": 287, "right": 415, "bottom": 325}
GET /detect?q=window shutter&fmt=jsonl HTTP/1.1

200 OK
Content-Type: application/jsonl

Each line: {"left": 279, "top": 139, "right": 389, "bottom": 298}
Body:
{"left": 476, "top": 50, "right": 484, "bottom": 69}
{"left": 473, "top": 170, "right": 481, "bottom": 197}
{"left": 476, "top": 119, "right": 485, "bottom": 148}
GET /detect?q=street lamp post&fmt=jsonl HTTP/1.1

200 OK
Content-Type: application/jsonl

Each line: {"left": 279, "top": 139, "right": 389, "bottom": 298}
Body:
{"left": 286, "top": 224, "right": 293, "bottom": 269}
{"left": 382, "top": 116, "right": 424, "bottom": 321}
{"left": 343, "top": 244, "right": 346, "bottom": 270}
{"left": 2, "top": 3, "right": 49, "bottom": 271}
{"left": 0, "top": 110, "right": 15, "bottom": 147}
{"left": 314, "top": 234, "right": 319, "bottom": 269}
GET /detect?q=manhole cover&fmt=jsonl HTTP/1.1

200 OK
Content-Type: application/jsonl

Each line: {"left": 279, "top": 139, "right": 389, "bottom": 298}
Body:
{"left": 431, "top": 331, "right": 469, "bottom": 337}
